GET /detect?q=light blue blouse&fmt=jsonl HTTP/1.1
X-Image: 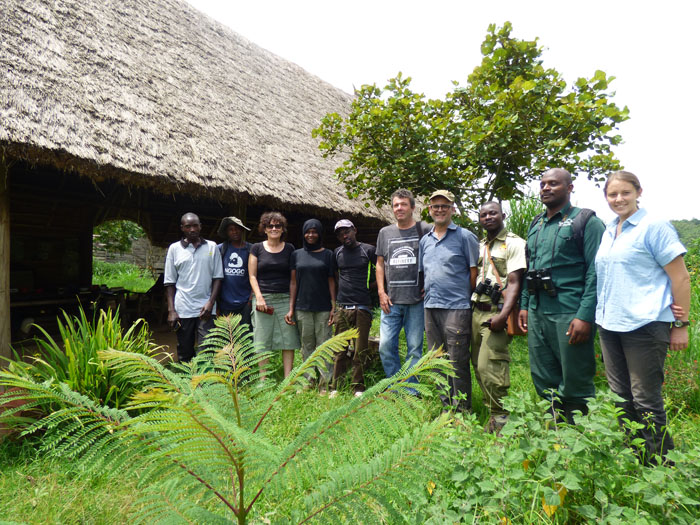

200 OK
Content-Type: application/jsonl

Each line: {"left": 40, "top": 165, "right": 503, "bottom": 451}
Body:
{"left": 595, "top": 208, "right": 686, "bottom": 332}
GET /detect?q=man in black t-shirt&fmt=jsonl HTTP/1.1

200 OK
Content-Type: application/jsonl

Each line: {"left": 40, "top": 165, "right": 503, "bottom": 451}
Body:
{"left": 330, "top": 219, "right": 377, "bottom": 397}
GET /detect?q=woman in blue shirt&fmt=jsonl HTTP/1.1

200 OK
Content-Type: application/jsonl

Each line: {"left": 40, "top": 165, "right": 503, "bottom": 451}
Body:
{"left": 595, "top": 171, "right": 691, "bottom": 465}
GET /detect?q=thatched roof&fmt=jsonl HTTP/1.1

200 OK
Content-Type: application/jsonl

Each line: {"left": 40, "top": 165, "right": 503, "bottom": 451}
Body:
{"left": 0, "top": 0, "right": 389, "bottom": 223}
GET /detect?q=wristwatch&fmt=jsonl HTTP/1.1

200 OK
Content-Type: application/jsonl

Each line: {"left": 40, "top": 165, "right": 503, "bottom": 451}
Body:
{"left": 672, "top": 320, "right": 690, "bottom": 328}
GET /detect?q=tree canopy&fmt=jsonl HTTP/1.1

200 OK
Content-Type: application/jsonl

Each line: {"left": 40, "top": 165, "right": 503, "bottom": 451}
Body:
{"left": 313, "top": 22, "right": 629, "bottom": 215}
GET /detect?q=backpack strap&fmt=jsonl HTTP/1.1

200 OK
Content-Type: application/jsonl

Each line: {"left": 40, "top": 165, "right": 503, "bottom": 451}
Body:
{"left": 524, "top": 211, "right": 545, "bottom": 265}
{"left": 570, "top": 208, "right": 596, "bottom": 255}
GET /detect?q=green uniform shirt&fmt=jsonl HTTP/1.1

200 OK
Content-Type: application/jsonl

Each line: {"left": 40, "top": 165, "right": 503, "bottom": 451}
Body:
{"left": 520, "top": 203, "right": 605, "bottom": 322}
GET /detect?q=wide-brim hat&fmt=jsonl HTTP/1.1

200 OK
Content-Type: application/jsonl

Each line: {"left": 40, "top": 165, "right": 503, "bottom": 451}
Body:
{"left": 218, "top": 216, "right": 251, "bottom": 237}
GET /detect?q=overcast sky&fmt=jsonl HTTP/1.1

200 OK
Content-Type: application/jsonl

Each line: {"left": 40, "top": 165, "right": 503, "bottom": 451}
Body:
{"left": 188, "top": 0, "right": 698, "bottom": 222}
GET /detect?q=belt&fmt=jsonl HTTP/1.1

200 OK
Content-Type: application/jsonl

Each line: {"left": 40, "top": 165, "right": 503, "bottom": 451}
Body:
{"left": 473, "top": 302, "right": 502, "bottom": 312}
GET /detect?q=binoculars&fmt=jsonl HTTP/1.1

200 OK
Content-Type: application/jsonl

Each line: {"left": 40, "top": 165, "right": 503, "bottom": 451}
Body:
{"left": 525, "top": 268, "right": 557, "bottom": 297}
{"left": 474, "top": 278, "right": 503, "bottom": 304}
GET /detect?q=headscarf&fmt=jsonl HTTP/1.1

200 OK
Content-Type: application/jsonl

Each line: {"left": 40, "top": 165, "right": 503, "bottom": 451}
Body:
{"left": 302, "top": 219, "right": 324, "bottom": 251}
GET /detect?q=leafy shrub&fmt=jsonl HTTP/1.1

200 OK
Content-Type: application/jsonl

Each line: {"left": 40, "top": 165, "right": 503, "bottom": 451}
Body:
{"left": 93, "top": 220, "right": 145, "bottom": 254}
{"left": 1, "top": 306, "right": 162, "bottom": 419}
{"left": 417, "top": 391, "right": 700, "bottom": 524}
{"left": 0, "top": 315, "right": 458, "bottom": 524}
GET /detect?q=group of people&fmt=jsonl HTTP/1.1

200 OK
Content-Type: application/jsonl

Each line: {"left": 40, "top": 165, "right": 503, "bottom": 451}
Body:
{"left": 163, "top": 167, "right": 690, "bottom": 465}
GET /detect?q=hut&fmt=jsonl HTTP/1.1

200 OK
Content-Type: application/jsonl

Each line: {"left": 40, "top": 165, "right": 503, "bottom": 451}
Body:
{"left": 0, "top": 0, "right": 390, "bottom": 356}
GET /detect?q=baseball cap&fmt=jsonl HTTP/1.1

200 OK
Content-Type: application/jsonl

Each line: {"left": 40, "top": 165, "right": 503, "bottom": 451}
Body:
{"left": 334, "top": 219, "right": 355, "bottom": 231}
{"left": 428, "top": 190, "right": 455, "bottom": 203}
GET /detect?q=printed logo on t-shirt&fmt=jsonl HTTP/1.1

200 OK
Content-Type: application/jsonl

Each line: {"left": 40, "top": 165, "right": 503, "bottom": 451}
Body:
{"left": 225, "top": 252, "right": 246, "bottom": 277}
{"left": 389, "top": 246, "right": 417, "bottom": 267}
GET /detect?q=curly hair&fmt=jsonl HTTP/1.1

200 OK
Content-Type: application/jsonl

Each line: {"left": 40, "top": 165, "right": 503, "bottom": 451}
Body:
{"left": 258, "top": 211, "right": 288, "bottom": 239}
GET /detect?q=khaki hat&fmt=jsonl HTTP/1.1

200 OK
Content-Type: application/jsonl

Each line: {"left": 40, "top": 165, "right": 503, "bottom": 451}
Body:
{"left": 428, "top": 189, "right": 455, "bottom": 203}
{"left": 218, "top": 216, "right": 251, "bottom": 237}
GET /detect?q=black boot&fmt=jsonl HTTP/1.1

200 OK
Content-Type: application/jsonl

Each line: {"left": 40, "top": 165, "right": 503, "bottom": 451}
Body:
{"left": 563, "top": 402, "right": 588, "bottom": 425}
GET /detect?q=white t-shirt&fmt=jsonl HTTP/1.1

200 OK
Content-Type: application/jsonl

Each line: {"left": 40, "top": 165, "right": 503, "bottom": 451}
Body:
{"left": 164, "top": 239, "right": 224, "bottom": 318}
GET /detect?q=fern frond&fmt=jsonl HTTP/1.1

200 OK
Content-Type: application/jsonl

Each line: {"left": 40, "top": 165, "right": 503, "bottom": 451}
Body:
{"left": 98, "top": 349, "right": 184, "bottom": 395}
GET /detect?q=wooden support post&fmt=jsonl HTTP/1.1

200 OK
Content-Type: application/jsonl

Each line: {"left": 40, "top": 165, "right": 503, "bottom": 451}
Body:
{"left": 80, "top": 213, "right": 95, "bottom": 288}
{"left": 0, "top": 158, "right": 11, "bottom": 361}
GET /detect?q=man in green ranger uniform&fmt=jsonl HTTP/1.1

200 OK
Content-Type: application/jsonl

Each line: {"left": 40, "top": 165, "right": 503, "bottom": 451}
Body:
{"left": 517, "top": 168, "right": 605, "bottom": 423}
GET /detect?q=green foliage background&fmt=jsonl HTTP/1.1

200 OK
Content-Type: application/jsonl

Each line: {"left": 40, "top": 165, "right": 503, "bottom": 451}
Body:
{"left": 314, "top": 22, "right": 628, "bottom": 214}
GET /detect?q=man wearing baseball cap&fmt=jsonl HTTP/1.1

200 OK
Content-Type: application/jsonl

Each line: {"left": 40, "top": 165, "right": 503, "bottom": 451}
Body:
{"left": 419, "top": 190, "right": 479, "bottom": 412}
{"left": 330, "top": 219, "right": 377, "bottom": 397}
{"left": 217, "top": 216, "right": 253, "bottom": 330}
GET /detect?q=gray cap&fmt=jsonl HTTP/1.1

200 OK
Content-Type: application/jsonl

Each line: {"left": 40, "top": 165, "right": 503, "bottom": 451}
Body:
{"left": 334, "top": 219, "right": 355, "bottom": 231}
{"left": 428, "top": 189, "right": 455, "bottom": 203}
{"left": 218, "top": 216, "right": 251, "bottom": 237}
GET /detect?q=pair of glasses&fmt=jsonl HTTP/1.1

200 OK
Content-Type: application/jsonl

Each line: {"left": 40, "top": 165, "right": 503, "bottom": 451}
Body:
{"left": 266, "top": 224, "right": 283, "bottom": 230}
{"left": 429, "top": 204, "right": 452, "bottom": 211}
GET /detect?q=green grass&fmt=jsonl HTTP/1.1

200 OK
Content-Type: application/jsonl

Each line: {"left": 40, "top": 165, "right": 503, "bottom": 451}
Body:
{"left": 0, "top": 439, "right": 137, "bottom": 524}
{"left": 2, "top": 291, "right": 699, "bottom": 523}
{"left": 92, "top": 259, "right": 155, "bottom": 293}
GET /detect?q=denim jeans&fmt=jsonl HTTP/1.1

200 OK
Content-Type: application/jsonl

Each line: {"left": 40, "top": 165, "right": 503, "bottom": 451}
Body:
{"left": 378, "top": 302, "right": 424, "bottom": 383}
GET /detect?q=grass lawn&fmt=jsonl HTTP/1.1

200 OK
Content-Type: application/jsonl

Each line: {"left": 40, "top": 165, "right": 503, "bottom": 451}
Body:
{"left": 2, "top": 310, "right": 699, "bottom": 523}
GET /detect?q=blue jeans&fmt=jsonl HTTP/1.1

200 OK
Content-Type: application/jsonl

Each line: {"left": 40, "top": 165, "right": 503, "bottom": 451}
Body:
{"left": 378, "top": 302, "right": 425, "bottom": 383}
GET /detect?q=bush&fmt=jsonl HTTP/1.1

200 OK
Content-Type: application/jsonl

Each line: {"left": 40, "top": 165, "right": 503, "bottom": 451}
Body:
{"left": 1, "top": 306, "right": 162, "bottom": 421}
{"left": 417, "top": 392, "right": 700, "bottom": 524}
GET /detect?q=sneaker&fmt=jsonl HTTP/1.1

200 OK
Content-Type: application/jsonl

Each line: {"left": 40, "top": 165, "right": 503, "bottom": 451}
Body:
{"left": 328, "top": 390, "right": 339, "bottom": 399}
{"left": 354, "top": 391, "right": 364, "bottom": 397}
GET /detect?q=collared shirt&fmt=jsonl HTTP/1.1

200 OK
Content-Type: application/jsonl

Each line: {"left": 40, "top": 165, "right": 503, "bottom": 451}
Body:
{"left": 472, "top": 228, "right": 526, "bottom": 304}
{"left": 595, "top": 208, "right": 686, "bottom": 332}
{"left": 520, "top": 203, "right": 605, "bottom": 321}
{"left": 164, "top": 238, "right": 224, "bottom": 318}
{"left": 419, "top": 222, "right": 479, "bottom": 309}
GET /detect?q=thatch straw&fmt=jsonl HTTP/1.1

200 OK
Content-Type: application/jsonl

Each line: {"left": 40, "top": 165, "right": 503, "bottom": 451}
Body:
{"left": 0, "top": 0, "right": 390, "bottom": 222}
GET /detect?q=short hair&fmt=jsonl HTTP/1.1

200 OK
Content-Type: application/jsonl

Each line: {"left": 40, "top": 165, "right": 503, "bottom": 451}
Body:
{"left": 543, "top": 168, "right": 573, "bottom": 186}
{"left": 604, "top": 170, "right": 642, "bottom": 195}
{"left": 258, "top": 211, "right": 288, "bottom": 238}
{"left": 180, "top": 212, "right": 200, "bottom": 224}
{"left": 479, "top": 201, "right": 503, "bottom": 212}
{"left": 391, "top": 189, "right": 415, "bottom": 208}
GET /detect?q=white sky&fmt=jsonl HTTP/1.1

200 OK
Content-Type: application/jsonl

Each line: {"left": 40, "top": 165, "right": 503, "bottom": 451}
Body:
{"left": 188, "top": 0, "right": 699, "bottom": 222}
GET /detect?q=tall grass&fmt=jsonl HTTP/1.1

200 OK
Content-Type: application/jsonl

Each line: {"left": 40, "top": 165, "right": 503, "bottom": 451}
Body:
{"left": 92, "top": 259, "right": 155, "bottom": 292}
{"left": 505, "top": 194, "right": 544, "bottom": 239}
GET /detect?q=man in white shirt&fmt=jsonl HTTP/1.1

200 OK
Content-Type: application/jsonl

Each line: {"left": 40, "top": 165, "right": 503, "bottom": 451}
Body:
{"left": 164, "top": 213, "right": 224, "bottom": 362}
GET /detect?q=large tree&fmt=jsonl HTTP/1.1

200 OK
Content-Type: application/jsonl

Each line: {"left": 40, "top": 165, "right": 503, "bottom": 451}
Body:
{"left": 313, "top": 22, "right": 629, "bottom": 216}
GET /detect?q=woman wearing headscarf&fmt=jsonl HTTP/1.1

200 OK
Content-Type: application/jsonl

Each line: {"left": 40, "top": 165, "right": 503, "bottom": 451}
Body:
{"left": 595, "top": 171, "right": 691, "bottom": 465}
{"left": 249, "top": 211, "right": 300, "bottom": 378}
{"left": 290, "top": 219, "right": 336, "bottom": 393}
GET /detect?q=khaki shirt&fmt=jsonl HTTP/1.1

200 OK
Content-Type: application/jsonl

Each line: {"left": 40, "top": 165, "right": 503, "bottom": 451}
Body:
{"left": 472, "top": 228, "right": 526, "bottom": 304}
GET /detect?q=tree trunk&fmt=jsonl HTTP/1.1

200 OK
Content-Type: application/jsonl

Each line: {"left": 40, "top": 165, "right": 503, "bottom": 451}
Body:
{"left": 0, "top": 158, "right": 10, "bottom": 361}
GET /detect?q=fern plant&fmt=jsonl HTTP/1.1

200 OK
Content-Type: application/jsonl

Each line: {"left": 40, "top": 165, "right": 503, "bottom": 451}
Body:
{"left": 0, "top": 314, "right": 457, "bottom": 524}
